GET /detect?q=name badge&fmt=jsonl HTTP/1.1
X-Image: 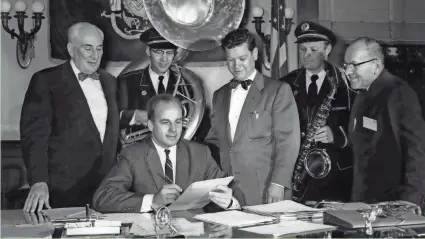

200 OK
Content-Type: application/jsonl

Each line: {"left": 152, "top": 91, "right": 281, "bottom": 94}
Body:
{"left": 363, "top": 116, "right": 377, "bottom": 131}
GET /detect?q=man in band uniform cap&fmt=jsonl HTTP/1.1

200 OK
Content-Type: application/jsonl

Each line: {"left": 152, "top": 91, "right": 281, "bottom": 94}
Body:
{"left": 117, "top": 28, "right": 184, "bottom": 138}
{"left": 280, "top": 21, "right": 354, "bottom": 203}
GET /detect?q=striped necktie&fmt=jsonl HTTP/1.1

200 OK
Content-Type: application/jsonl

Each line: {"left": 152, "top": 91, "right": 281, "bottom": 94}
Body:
{"left": 164, "top": 149, "right": 173, "bottom": 184}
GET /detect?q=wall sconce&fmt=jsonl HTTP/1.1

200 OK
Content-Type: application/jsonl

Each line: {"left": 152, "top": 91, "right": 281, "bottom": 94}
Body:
{"left": 1, "top": 0, "right": 45, "bottom": 69}
{"left": 251, "top": 5, "right": 294, "bottom": 70}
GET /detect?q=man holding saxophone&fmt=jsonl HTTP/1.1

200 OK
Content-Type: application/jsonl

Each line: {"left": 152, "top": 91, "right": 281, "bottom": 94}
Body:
{"left": 281, "top": 22, "right": 354, "bottom": 204}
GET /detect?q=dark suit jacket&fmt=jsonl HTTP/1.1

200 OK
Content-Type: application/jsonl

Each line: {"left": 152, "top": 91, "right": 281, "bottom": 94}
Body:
{"left": 20, "top": 61, "right": 119, "bottom": 208}
{"left": 205, "top": 72, "right": 300, "bottom": 206}
{"left": 92, "top": 137, "right": 228, "bottom": 213}
{"left": 281, "top": 62, "right": 354, "bottom": 202}
{"left": 117, "top": 67, "right": 177, "bottom": 130}
{"left": 349, "top": 69, "right": 425, "bottom": 205}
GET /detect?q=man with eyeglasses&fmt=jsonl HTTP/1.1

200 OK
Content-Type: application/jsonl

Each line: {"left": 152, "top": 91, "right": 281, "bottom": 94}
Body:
{"left": 117, "top": 28, "right": 188, "bottom": 140}
{"left": 344, "top": 37, "right": 425, "bottom": 205}
{"left": 281, "top": 21, "right": 354, "bottom": 204}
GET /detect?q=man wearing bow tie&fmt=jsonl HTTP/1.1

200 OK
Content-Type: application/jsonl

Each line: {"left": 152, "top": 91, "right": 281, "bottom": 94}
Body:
{"left": 20, "top": 22, "right": 119, "bottom": 211}
{"left": 205, "top": 29, "right": 300, "bottom": 206}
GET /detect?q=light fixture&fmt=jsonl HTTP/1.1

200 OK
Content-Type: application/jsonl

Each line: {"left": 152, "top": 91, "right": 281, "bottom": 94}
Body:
{"left": 251, "top": 5, "right": 294, "bottom": 69}
{"left": 1, "top": 0, "right": 45, "bottom": 69}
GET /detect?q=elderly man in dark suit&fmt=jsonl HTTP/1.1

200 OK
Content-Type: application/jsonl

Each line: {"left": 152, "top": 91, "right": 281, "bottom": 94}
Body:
{"left": 20, "top": 22, "right": 119, "bottom": 212}
{"left": 281, "top": 21, "right": 354, "bottom": 203}
{"left": 344, "top": 37, "right": 425, "bottom": 205}
{"left": 205, "top": 29, "right": 300, "bottom": 206}
{"left": 93, "top": 94, "right": 239, "bottom": 212}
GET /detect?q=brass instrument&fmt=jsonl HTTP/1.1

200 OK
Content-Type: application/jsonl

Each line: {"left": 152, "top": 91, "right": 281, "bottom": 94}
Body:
{"left": 292, "top": 71, "right": 338, "bottom": 202}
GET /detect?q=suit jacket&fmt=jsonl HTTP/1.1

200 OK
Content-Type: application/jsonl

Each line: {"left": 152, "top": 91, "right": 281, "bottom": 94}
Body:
{"left": 20, "top": 61, "right": 119, "bottom": 208}
{"left": 349, "top": 69, "right": 425, "bottom": 205}
{"left": 117, "top": 67, "right": 177, "bottom": 130}
{"left": 205, "top": 72, "right": 301, "bottom": 206}
{"left": 281, "top": 62, "right": 354, "bottom": 201}
{"left": 92, "top": 136, "right": 228, "bottom": 213}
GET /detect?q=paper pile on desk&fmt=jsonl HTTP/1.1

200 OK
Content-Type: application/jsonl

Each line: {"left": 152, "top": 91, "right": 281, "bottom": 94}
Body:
{"left": 243, "top": 200, "right": 324, "bottom": 220}
{"left": 129, "top": 217, "right": 204, "bottom": 237}
{"left": 240, "top": 220, "right": 336, "bottom": 237}
{"left": 193, "top": 211, "right": 275, "bottom": 227}
{"left": 41, "top": 207, "right": 102, "bottom": 220}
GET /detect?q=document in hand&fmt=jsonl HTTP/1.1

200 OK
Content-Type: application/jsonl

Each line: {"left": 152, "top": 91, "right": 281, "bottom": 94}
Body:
{"left": 168, "top": 176, "right": 234, "bottom": 211}
{"left": 193, "top": 211, "right": 275, "bottom": 227}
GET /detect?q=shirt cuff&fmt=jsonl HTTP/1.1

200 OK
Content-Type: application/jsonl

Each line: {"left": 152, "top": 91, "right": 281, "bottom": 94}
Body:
{"left": 140, "top": 194, "right": 154, "bottom": 213}
{"left": 227, "top": 197, "right": 241, "bottom": 210}
{"left": 271, "top": 182, "right": 286, "bottom": 189}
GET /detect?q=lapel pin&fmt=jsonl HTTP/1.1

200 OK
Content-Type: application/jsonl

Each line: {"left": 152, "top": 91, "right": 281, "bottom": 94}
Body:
{"left": 294, "top": 91, "right": 298, "bottom": 96}
{"left": 142, "top": 90, "right": 147, "bottom": 96}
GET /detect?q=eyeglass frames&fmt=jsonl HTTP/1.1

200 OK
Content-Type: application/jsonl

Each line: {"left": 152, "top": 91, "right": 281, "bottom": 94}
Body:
{"left": 341, "top": 58, "right": 377, "bottom": 69}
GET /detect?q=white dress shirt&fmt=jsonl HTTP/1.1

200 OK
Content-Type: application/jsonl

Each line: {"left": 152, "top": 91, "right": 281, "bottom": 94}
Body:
{"left": 149, "top": 66, "right": 170, "bottom": 94}
{"left": 70, "top": 60, "right": 107, "bottom": 142}
{"left": 228, "top": 70, "right": 257, "bottom": 142}
{"left": 306, "top": 69, "right": 326, "bottom": 94}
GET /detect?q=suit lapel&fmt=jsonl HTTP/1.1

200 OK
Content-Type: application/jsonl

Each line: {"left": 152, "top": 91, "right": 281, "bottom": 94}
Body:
{"left": 142, "top": 68, "right": 157, "bottom": 97}
{"left": 99, "top": 71, "right": 117, "bottom": 147}
{"left": 61, "top": 61, "right": 102, "bottom": 144}
{"left": 233, "top": 72, "right": 263, "bottom": 143}
{"left": 166, "top": 71, "right": 177, "bottom": 94}
{"left": 175, "top": 141, "right": 190, "bottom": 189}
{"left": 222, "top": 86, "right": 232, "bottom": 142}
{"left": 145, "top": 139, "right": 166, "bottom": 190}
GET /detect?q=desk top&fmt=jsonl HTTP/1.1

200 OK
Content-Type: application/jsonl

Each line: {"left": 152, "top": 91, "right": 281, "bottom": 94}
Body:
{"left": 2, "top": 209, "right": 425, "bottom": 238}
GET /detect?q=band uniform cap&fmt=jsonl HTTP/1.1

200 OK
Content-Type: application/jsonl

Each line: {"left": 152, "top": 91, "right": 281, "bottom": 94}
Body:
{"left": 139, "top": 28, "right": 177, "bottom": 49}
{"left": 294, "top": 21, "right": 337, "bottom": 46}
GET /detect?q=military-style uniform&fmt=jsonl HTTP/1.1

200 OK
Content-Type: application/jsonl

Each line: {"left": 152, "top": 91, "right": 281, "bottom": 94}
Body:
{"left": 281, "top": 21, "right": 354, "bottom": 203}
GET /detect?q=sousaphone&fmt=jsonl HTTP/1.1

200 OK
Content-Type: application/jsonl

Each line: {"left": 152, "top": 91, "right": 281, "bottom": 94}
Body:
{"left": 119, "top": 0, "right": 245, "bottom": 146}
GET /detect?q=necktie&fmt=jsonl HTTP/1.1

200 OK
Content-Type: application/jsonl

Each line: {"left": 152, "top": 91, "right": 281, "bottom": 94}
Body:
{"left": 157, "top": 76, "right": 165, "bottom": 94}
{"left": 229, "top": 79, "right": 253, "bottom": 90}
{"left": 307, "top": 74, "right": 319, "bottom": 105}
{"left": 78, "top": 72, "right": 100, "bottom": 81}
{"left": 164, "top": 149, "right": 173, "bottom": 184}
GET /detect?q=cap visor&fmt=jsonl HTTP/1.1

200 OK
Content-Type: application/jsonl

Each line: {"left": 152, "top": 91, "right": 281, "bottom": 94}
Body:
{"left": 148, "top": 42, "right": 177, "bottom": 49}
{"left": 295, "top": 36, "right": 330, "bottom": 44}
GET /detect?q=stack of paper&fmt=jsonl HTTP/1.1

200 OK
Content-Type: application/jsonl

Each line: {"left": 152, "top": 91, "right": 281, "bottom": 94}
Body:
{"left": 193, "top": 211, "right": 275, "bottom": 227}
{"left": 243, "top": 200, "right": 324, "bottom": 220}
{"left": 41, "top": 207, "right": 102, "bottom": 221}
{"left": 129, "top": 218, "right": 204, "bottom": 236}
{"left": 240, "top": 220, "right": 336, "bottom": 237}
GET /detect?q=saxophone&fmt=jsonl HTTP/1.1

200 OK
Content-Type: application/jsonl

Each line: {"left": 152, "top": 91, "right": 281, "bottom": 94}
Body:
{"left": 292, "top": 71, "right": 338, "bottom": 202}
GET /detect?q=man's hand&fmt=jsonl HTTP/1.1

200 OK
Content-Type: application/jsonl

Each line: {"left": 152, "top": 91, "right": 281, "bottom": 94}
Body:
{"left": 23, "top": 182, "right": 51, "bottom": 212}
{"left": 134, "top": 109, "right": 148, "bottom": 126}
{"left": 182, "top": 117, "right": 191, "bottom": 128}
{"left": 152, "top": 184, "right": 182, "bottom": 207}
{"left": 207, "top": 223, "right": 233, "bottom": 238}
{"left": 314, "top": 125, "right": 334, "bottom": 143}
{"left": 209, "top": 185, "right": 233, "bottom": 209}
{"left": 266, "top": 183, "right": 285, "bottom": 203}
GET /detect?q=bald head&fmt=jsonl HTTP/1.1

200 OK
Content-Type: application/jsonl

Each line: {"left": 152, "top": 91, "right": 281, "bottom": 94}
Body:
{"left": 67, "top": 22, "right": 104, "bottom": 45}
{"left": 347, "top": 37, "right": 384, "bottom": 63}
{"left": 66, "top": 22, "right": 104, "bottom": 74}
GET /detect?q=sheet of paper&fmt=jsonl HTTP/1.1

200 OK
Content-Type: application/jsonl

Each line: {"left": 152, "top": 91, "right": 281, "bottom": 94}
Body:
{"left": 168, "top": 176, "right": 234, "bottom": 211}
{"left": 240, "top": 220, "right": 336, "bottom": 237}
{"left": 244, "top": 200, "right": 323, "bottom": 214}
{"left": 102, "top": 213, "right": 152, "bottom": 224}
{"left": 129, "top": 217, "right": 204, "bottom": 237}
{"left": 1, "top": 223, "right": 55, "bottom": 238}
{"left": 193, "top": 211, "right": 275, "bottom": 227}
{"left": 41, "top": 207, "right": 102, "bottom": 220}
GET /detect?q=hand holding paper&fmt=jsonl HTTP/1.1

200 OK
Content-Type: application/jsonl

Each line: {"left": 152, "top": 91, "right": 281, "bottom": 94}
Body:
{"left": 209, "top": 185, "right": 233, "bottom": 209}
{"left": 152, "top": 184, "right": 183, "bottom": 207}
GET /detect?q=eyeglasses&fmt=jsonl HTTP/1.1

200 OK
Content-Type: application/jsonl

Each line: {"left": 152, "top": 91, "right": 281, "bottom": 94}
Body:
{"left": 341, "top": 58, "right": 377, "bottom": 69}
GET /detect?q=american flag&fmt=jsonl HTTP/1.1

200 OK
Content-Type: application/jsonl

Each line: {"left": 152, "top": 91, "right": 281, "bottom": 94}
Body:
{"left": 270, "top": 0, "right": 288, "bottom": 79}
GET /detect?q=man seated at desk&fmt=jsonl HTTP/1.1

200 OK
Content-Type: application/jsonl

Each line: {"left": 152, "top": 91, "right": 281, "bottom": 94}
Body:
{"left": 93, "top": 94, "right": 240, "bottom": 212}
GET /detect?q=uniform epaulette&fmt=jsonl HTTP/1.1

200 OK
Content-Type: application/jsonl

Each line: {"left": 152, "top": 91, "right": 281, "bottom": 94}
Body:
{"left": 118, "top": 68, "right": 145, "bottom": 78}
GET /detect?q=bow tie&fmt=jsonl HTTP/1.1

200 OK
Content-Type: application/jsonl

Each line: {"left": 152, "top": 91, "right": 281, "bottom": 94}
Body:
{"left": 78, "top": 72, "right": 100, "bottom": 81}
{"left": 229, "top": 79, "right": 253, "bottom": 90}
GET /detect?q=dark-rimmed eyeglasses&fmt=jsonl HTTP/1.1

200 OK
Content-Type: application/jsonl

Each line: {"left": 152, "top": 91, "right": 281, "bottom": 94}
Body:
{"left": 341, "top": 58, "right": 377, "bottom": 69}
